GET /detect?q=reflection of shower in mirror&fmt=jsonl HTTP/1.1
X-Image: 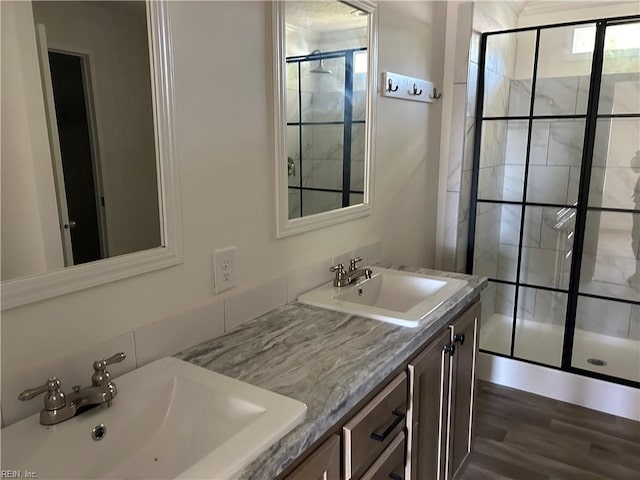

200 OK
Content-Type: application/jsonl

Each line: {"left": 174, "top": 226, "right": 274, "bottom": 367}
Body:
{"left": 308, "top": 49, "right": 333, "bottom": 74}
{"left": 275, "top": 0, "right": 377, "bottom": 237}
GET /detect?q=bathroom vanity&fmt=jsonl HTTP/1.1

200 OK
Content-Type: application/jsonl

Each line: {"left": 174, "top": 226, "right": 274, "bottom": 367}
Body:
{"left": 282, "top": 300, "right": 479, "bottom": 480}
{"left": 176, "top": 268, "right": 486, "bottom": 480}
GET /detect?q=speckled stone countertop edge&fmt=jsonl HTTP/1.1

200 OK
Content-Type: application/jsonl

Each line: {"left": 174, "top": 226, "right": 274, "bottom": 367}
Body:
{"left": 175, "top": 268, "right": 487, "bottom": 479}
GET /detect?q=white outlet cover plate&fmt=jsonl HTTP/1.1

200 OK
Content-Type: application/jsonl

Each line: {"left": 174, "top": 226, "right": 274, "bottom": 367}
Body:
{"left": 213, "top": 246, "right": 235, "bottom": 294}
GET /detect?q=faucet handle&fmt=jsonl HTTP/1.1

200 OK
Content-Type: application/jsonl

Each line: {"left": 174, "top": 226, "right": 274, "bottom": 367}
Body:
{"left": 330, "top": 263, "right": 349, "bottom": 287}
{"left": 349, "top": 256, "right": 363, "bottom": 272}
{"left": 92, "top": 352, "right": 126, "bottom": 387}
{"left": 330, "top": 263, "right": 345, "bottom": 274}
{"left": 18, "top": 377, "right": 66, "bottom": 410}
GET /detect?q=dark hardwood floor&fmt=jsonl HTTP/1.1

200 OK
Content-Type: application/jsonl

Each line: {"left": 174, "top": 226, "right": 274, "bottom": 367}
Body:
{"left": 459, "top": 381, "right": 640, "bottom": 480}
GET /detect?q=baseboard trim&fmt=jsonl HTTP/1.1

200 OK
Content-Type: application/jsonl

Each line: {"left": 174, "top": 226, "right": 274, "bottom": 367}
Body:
{"left": 477, "top": 353, "right": 640, "bottom": 421}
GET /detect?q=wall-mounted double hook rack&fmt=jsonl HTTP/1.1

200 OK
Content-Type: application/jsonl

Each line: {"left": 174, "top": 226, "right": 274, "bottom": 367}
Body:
{"left": 381, "top": 71, "right": 440, "bottom": 104}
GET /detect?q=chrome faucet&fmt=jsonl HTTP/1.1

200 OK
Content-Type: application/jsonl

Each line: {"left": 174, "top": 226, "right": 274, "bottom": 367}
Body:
{"left": 347, "top": 256, "right": 373, "bottom": 283}
{"left": 330, "top": 257, "right": 373, "bottom": 287}
{"left": 18, "top": 352, "right": 126, "bottom": 426}
{"left": 330, "top": 263, "right": 349, "bottom": 287}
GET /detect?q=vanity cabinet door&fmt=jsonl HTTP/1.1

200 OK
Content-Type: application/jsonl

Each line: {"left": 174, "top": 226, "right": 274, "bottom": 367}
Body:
{"left": 285, "top": 434, "right": 341, "bottom": 480}
{"left": 407, "top": 328, "right": 452, "bottom": 480}
{"left": 449, "top": 304, "right": 480, "bottom": 480}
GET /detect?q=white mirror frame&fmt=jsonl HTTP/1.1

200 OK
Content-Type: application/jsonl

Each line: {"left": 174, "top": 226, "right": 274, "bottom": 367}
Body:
{"left": 273, "top": 0, "right": 378, "bottom": 238}
{"left": 1, "top": 1, "right": 182, "bottom": 310}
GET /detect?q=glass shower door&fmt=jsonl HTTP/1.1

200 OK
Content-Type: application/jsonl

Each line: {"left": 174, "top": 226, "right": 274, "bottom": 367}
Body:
{"left": 472, "top": 24, "right": 594, "bottom": 368}
{"left": 470, "top": 16, "right": 640, "bottom": 387}
{"left": 570, "top": 20, "right": 640, "bottom": 383}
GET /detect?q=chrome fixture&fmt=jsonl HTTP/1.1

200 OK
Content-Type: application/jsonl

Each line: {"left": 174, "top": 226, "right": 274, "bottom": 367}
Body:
{"left": 18, "top": 352, "right": 126, "bottom": 426}
{"left": 91, "top": 423, "right": 107, "bottom": 441}
{"left": 330, "top": 257, "right": 373, "bottom": 287}
{"left": 309, "top": 49, "right": 333, "bottom": 74}
{"left": 330, "top": 263, "right": 349, "bottom": 287}
{"left": 287, "top": 156, "right": 296, "bottom": 177}
{"left": 347, "top": 256, "right": 373, "bottom": 283}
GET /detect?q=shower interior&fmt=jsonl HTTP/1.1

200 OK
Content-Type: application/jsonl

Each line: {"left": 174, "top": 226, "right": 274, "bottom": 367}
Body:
{"left": 469, "top": 17, "right": 640, "bottom": 386}
{"left": 285, "top": 47, "right": 368, "bottom": 219}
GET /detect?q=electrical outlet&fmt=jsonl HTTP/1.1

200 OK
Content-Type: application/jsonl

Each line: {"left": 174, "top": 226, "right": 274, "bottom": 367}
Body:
{"left": 213, "top": 246, "right": 235, "bottom": 294}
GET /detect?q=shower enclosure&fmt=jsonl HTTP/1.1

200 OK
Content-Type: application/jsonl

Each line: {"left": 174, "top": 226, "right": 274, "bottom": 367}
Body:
{"left": 286, "top": 48, "right": 367, "bottom": 218}
{"left": 469, "top": 16, "right": 640, "bottom": 387}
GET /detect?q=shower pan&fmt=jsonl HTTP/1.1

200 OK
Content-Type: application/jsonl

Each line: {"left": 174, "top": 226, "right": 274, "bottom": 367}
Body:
{"left": 468, "top": 16, "right": 640, "bottom": 387}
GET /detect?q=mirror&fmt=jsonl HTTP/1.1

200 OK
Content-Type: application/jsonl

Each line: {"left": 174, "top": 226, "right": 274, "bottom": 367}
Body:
{"left": 1, "top": 1, "right": 181, "bottom": 309}
{"left": 273, "top": 0, "right": 377, "bottom": 237}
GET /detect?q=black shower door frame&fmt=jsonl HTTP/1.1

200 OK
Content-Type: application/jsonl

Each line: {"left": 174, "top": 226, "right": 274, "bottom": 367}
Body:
{"left": 467, "top": 15, "right": 640, "bottom": 388}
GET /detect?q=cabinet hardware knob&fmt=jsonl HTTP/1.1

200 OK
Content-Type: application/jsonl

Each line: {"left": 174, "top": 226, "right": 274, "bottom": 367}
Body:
{"left": 453, "top": 333, "right": 465, "bottom": 345}
{"left": 443, "top": 344, "right": 455, "bottom": 356}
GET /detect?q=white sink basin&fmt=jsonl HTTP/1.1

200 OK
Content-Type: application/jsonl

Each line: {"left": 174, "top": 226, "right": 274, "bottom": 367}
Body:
{"left": 298, "top": 267, "right": 467, "bottom": 327}
{"left": 1, "top": 357, "right": 306, "bottom": 479}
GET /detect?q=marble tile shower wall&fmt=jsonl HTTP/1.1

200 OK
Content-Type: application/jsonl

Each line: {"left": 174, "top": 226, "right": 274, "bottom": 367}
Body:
{"left": 1, "top": 241, "right": 382, "bottom": 427}
{"left": 503, "top": 75, "right": 637, "bottom": 340}
{"left": 493, "top": 77, "right": 590, "bottom": 321}
{"left": 443, "top": 2, "right": 524, "bottom": 290}
{"left": 442, "top": 2, "right": 474, "bottom": 274}
{"left": 469, "top": 32, "right": 519, "bottom": 319}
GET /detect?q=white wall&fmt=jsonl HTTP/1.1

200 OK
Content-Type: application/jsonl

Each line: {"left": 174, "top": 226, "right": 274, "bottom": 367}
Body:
{"left": 1, "top": 0, "right": 446, "bottom": 413}
{"left": 31, "top": 1, "right": 160, "bottom": 258}
{"left": 0, "top": 2, "right": 64, "bottom": 280}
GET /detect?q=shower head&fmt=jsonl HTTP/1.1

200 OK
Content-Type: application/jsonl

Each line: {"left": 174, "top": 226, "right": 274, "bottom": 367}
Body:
{"left": 309, "top": 49, "right": 333, "bottom": 74}
{"left": 311, "top": 63, "right": 333, "bottom": 74}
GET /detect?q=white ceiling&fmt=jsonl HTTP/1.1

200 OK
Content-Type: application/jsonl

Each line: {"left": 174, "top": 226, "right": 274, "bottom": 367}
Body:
{"left": 285, "top": 1, "right": 368, "bottom": 33}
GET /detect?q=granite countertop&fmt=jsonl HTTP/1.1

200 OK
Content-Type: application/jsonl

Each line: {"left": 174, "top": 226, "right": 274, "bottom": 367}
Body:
{"left": 175, "top": 267, "right": 487, "bottom": 480}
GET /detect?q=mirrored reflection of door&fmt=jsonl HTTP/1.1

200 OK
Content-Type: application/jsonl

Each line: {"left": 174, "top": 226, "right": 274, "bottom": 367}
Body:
{"left": 35, "top": 23, "right": 74, "bottom": 265}
{"left": 48, "top": 50, "right": 106, "bottom": 265}
{"left": 36, "top": 23, "right": 106, "bottom": 267}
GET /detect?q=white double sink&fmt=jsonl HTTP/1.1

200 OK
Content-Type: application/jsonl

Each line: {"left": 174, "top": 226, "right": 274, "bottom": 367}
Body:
{"left": 1, "top": 268, "right": 467, "bottom": 479}
{"left": 1, "top": 357, "right": 306, "bottom": 479}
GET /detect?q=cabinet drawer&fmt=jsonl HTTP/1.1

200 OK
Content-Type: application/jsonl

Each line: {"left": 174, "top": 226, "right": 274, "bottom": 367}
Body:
{"left": 360, "top": 432, "right": 406, "bottom": 480}
{"left": 344, "top": 372, "right": 407, "bottom": 479}
{"left": 285, "top": 434, "right": 340, "bottom": 480}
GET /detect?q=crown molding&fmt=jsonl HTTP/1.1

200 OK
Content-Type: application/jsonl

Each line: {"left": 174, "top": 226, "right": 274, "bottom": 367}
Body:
{"left": 504, "top": 0, "right": 527, "bottom": 16}
{"left": 520, "top": 1, "right": 637, "bottom": 17}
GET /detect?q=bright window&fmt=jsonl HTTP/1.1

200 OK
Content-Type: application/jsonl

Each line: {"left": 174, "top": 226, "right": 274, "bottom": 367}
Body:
{"left": 354, "top": 51, "right": 368, "bottom": 73}
{"left": 572, "top": 23, "right": 640, "bottom": 54}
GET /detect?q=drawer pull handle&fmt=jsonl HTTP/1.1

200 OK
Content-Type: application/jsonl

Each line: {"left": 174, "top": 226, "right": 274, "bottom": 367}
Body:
{"left": 389, "top": 473, "right": 403, "bottom": 480}
{"left": 370, "top": 409, "right": 405, "bottom": 442}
